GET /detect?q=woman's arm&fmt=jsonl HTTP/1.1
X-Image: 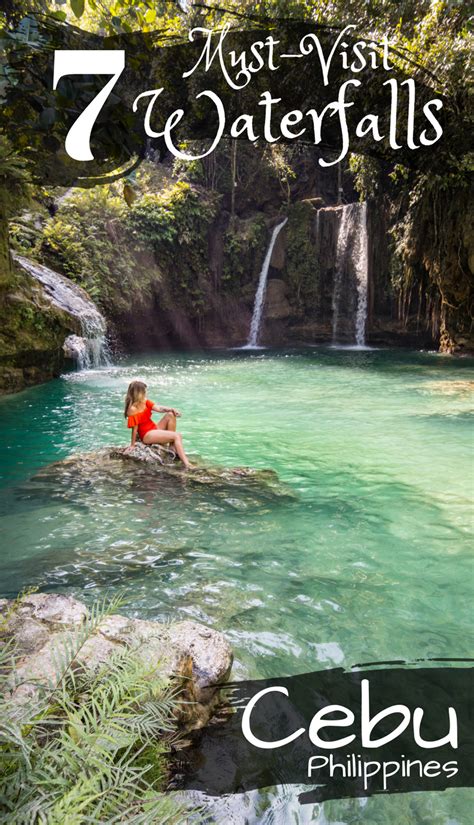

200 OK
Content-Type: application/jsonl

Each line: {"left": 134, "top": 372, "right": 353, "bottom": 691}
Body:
{"left": 152, "top": 404, "right": 181, "bottom": 416}
{"left": 130, "top": 425, "right": 138, "bottom": 448}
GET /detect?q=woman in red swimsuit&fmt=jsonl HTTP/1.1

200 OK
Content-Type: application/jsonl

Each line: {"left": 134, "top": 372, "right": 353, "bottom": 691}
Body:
{"left": 124, "top": 380, "right": 192, "bottom": 469}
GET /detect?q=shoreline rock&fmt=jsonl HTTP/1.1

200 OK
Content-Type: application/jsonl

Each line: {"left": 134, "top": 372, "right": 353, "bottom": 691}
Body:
{"left": 0, "top": 592, "right": 233, "bottom": 730}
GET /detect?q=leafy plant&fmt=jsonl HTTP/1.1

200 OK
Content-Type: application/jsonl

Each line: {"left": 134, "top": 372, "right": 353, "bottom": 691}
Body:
{"left": 0, "top": 136, "right": 31, "bottom": 216}
{"left": 126, "top": 181, "right": 218, "bottom": 247}
{"left": 0, "top": 595, "right": 199, "bottom": 824}
{"left": 39, "top": 184, "right": 155, "bottom": 313}
{"left": 125, "top": 180, "right": 220, "bottom": 316}
{"left": 222, "top": 215, "right": 266, "bottom": 290}
{"left": 286, "top": 201, "right": 319, "bottom": 315}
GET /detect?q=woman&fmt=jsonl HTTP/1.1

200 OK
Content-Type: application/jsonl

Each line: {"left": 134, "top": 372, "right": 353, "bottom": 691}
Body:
{"left": 124, "top": 380, "right": 192, "bottom": 469}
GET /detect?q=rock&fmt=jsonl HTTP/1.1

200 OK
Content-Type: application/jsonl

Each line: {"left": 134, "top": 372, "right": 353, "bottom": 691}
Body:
{"left": 299, "top": 197, "right": 325, "bottom": 210}
{"left": 265, "top": 278, "right": 292, "bottom": 319}
{"left": 111, "top": 442, "right": 177, "bottom": 465}
{"left": 0, "top": 593, "right": 233, "bottom": 729}
{"left": 269, "top": 224, "right": 286, "bottom": 269}
{"left": 63, "top": 334, "right": 88, "bottom": 363}
{"left": 0, "top": 261, "right": 80, "bottom": 396}
{"left": 19, "top": 591, "right": 88, "bottom": 627}
{"left": 166, "top": 621, "right": 232, "bottom": 706}
{"left": 25, "top": 446, "right": 296, "bottom": 505}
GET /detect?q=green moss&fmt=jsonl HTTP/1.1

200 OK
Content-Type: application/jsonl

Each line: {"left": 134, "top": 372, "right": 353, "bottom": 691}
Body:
{"left": 286, "top": 201, "right": 319, "bottom": 316}
{"left": 0, "top": 264, "right": 76, "bottom": 394}
{"left": 222, "top": 215, "right": 267, "bottom": 293}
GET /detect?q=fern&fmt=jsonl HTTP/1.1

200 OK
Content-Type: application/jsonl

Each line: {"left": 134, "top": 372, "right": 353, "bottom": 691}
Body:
{"left": 0, "top": 597, "right": 201, "bottom": 824}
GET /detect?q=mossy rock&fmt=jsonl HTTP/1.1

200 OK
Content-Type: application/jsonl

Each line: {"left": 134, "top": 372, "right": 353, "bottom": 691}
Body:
{"left": 285, "top": 201, "right": 320, "bottom": 317}
{"left": 0, "top": 262, "right": 79, "bottom": 395}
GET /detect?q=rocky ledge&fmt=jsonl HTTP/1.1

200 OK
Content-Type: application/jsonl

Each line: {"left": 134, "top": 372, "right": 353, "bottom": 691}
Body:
{"left": 0, "top": 592, "right": 233, "bottom": 729}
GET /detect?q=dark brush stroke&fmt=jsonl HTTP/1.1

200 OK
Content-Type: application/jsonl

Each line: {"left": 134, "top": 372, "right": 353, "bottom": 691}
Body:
{"left": 177, "top": 663, "right": 473, "bottom": 803}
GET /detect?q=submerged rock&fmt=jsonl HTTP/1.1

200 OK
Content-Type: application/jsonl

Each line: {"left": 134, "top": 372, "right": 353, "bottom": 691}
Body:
{"left": 0, "top": 592, "right": 232, "bottom": 729}
{"left": 420, "top": 379, "right": 474, "bottom": 396}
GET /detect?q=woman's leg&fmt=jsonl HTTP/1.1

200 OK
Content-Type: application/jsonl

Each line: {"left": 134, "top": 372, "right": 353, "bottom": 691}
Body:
{"left": 143, "top": 428, "right": 191, "bottom": 468}
{"left": 156, "top": 412, "right": 177, "bottom": 432}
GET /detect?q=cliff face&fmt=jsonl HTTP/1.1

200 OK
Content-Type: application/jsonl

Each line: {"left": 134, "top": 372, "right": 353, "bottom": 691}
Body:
{"left": 1, "top": 179, "right": 77, "bottom": 393}
{"left": 101, "top": 158, "right": 472, "bottom": 354}
{"left": 392, "top": 184, "right": 474, "bottom": 354}
{"left": 0, "top": 235, "right": 111, "bottom": 395}
{"left": 113, "top": 192, "right": 471, "bottom": 353}
{"left": 258, "top": 193, "right": 473, "bottom": 352}
{"left": 2, "top": 149, "right": 472, "bottom": 397}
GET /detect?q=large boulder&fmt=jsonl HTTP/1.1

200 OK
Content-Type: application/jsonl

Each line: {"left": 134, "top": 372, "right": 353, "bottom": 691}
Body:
{"left": 23, "top": 446, "right": 296, "bottom": 507}
{"left": 62, "top": 334, "right": 88, "bottom": 363}
{"left": 0, "top": 592, "right": 233, "bottom": 729}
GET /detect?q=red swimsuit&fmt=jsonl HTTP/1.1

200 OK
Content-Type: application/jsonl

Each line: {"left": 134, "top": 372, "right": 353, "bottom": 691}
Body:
{"left": 127, "top": 399, "right": 158, "bottom": 441}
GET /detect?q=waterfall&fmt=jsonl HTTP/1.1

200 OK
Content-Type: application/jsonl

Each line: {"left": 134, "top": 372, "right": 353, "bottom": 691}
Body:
{"left": 14, "top": 255, "right": 110, "bottom": 368}
{"left": 315, "top": 209, "right": 321, "bottom": 251}
{"left": 332, "top": 207, "right": 352, "bottom": 345}
{"left": 314, "top": 209, "right": 321, "bottom": 277}
{"left": 331, "top": 203, "right": 369, "bottom": 347}
{"left": 246, "top": 218, "right": 288, "bottom": 348}
{"left": 354, "top": 202, "right": 369, "bottom": 347}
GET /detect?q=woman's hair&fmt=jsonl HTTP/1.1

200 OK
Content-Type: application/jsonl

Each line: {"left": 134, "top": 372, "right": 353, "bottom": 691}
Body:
{"left": 124, "top": 380, "right": 147, "bottom": 418}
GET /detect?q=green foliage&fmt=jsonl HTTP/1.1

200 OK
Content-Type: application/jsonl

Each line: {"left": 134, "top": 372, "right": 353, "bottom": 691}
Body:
{"left": 127, "top": 182, "right": 218, "bottom": 246}
{"left": 8, "top": 218, "right": 42, "bottom": 255}
{"left": 265, "top": 146, "right": 297, "bottom": 206}
{"left": 175, "top": 140, "right": 300, "bottom": 212}
{"left": 0, "top": 136, "right": 31, "bottom": 219}
{"left": 40, "top": 185, "right": 153, "bottom": 313}
{"left": 61, "top": 0, "right": 185, "bottom": 37}
{"left": 0, "top": 595, "right": 197, "bottom": 824}
{"left": 223, "top": 215, "right": 267, "bottom": 291}
{"left": 126, "top": 181, "right": 220, "bottom": 315}
{"left": 286, "top": 201, "right": 319, "bottom": 315}
{"left": 348, "top": 153, "right": 383, "bottom": 201}
{"left": 28, "top": 174, "right": 221, "bottom": 322}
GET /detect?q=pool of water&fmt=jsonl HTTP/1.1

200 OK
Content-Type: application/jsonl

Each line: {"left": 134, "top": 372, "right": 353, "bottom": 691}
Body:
{"left": 0, "top": 347, "right": 472, "bottom": 823}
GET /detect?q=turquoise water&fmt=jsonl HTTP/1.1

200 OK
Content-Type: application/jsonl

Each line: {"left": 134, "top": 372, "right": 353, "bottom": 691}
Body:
{"left": 0, "top": 347, "right": 473, "bottom": 823}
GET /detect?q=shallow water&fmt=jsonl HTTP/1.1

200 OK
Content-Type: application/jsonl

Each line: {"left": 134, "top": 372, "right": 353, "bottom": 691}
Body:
{"left": 0, "top": 347, "right": 473, "bottom": 823}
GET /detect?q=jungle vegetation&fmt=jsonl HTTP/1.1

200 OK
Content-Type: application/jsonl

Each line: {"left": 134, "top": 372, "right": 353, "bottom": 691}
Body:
{"left": 0, "top": 1, "right": 472, "bottom": 346}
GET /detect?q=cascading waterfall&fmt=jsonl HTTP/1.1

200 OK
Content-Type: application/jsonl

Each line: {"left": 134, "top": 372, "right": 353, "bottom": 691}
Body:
{"left": 332, "top": 206, "right": 353, "bottom": 345}
{"left": 246, "top": 218, "right": 288, "bottom": 348}
{"left": 353, "top": 202, "right": 369, "bottom": 347}
{"left": 331, "top": 202, "right": 369, "bottom": 347}
{"left": 314, "top": 209, "right": 321, "bottom": 251}
{"left": 14, "top": 255, "right": 110, "bottom": 368}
